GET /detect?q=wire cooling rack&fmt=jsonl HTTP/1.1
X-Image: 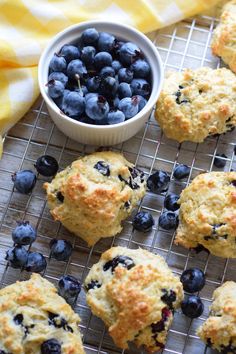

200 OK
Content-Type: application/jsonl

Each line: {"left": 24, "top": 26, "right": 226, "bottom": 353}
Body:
{"left": 0, "top": 10, "right": 236, "bottom": 354}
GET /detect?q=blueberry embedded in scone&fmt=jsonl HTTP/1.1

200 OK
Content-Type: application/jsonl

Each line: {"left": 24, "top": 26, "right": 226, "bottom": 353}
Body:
{"left": 197, "top": 281, "right": 236, "bottom": 352}
{"left": 0, "top": 273, "right": 84, "bottom": 354}
{"left": 44, "top": 151, "right": 146, "bottom": 246}
{"left": 84, "top": 246, "right": 183, "bottom": 352}
{"left": 175, "top": 171, "right": 236, "bottom": 258}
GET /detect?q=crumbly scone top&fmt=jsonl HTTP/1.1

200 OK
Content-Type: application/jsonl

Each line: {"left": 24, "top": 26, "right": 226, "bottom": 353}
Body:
{"left": 85, "top": 246, "right": 183, "bottom": 352}
{"left": 175, "top": 171, "right": 236, "bottom": 258}
{"left": 0, "top": 273, "right": 84, "bottom": 354}
{"left": 198, "top": 281, "right": 236, "bottom": 352}
{"left": 44, "top": 151, "right": 146, "bottom": 246}
{"left": 155, "top": 67, "right": 236, "bottom": 142}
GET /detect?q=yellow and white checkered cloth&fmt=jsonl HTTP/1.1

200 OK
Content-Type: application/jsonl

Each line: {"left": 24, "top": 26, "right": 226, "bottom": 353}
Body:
{"left": 0, "top": 0, "right": 221, "bottom": 156}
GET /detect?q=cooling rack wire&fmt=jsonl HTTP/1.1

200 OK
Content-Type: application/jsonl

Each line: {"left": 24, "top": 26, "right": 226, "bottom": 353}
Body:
{"left": 0, "top": 10, "right": 235, "bottom": 354}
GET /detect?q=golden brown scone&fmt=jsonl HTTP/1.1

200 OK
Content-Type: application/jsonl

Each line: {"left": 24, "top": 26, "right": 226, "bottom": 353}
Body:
{"left": 155, "top": 67, "right": 236, "bottom": 142}
{"left": 197, "top": 281, "right": 236, "bottom": 353}
{"left": 84, "top": 246, "right": 183, "bottom": 352}
{"left": 211, "top": 0, "right": 236, "bottom": 73}
{"left": 0, "top": 273, "right": 84, "bottom": 354}
{"left": 175, "top": 171, "right": 236, "bottom": 258}
{"left": 44, "top": 151, "right": 146, "bottom": 246}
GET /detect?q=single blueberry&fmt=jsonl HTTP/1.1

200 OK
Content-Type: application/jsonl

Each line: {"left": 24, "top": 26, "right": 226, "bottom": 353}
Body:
{"left": 47, "top": 80, "right": 65, "bottom": 99}
{"left": 61, "top": 91, "right": 85, "bottom": 117}
{"left": 56, "top": 191, "right": 64, "bottom": 203}
{"left": 118, "top": 68, "right": 133, "bottom": 83}
{"left": 118, "top": 82, "right": 132, "bottom": 99}
{"left": 58, "top": 275, "right": 81, "bottom": 302}
{"left": 14, "top": 313, "right": 24, "bottom": 325}
{"left": 94, "top": 52, "right": 112, "bottom": 69}
{"left": 86, "top": 76, "right": 101, "bottom": 92}
{"left": 132, "top": 211, "right": 154, "bottom": 232}
{"left": 181, "top": 295, "right": 204, "bottom": 318}
{"left": 173, "top": 164, "right": 190, "bottom": 180}
{"left": 135, "top": 95, "right": 147, "bottom": 112}
{"left": 81, "top": 46, "right": 96, "bottom": 66}
{"left": 85, "top": 95, "right": 109, "bottom": 120}
{"left": 12, "top": 170, "right": 37, "bottom": 194}
{"left": 159, "top": 211, "right": 178, "bottom": 230}
{"left": 111, "top": 60, "right": 122, "bottom": 73}
{"left": 67, "top": 59, "right": 87, "bottom": 80}
{"left": 118, "top": 96, "right": 139, "bottom": 119}
{"left": 35, "top": 155, "right": 59, "bottom": 177}
{"left": 99, "top": 76, "right": 118, "bottom": 98}
{"left": 12, "top": 221, "right": 37, "bottom": 245}
{"left": 213, "top": 154, "right": 227, "bottom": 168}
{"left": 59, "top": 44, "right": 80, "bottom": 62}
{"left": 85, "top": 280, "right": 102, "bottom": 291}
{"left": 107, "top": 110, "right": 125, "bottom": 125}
{"left": 100, "top": 66, "right": 115, "bottom": 78}
{"left": 97, "top": 32, "right": 115, "bottom": 52}
{"left": 119, "top": 42, "right": 141, "bottom": 65}
{"left": 161, "top": 289, "right": 177, "bottom": 309}
{"left": 164, "top": 194, "right": 180, "bottom": 212}
{"left": 24, "top": 252, "right": 47, "bottom": 273}
{"left": 180, "top": 268, "right": 205, "bottom": 293}
{"left": 49, "top": 54, "right": 67, "bottom": 72}
{"left": 5, "top": 245, "right": 28, "bottom": 269}
{"left": 147, "top": 171, "right": 170, "bottom": 194}
{"left": 130, "top": 78, "right": 151, "bottom": 97}
{"left": 231, "top": 180, "right": 236, "bottom": 187}
{"left": 81, "top": 28, "right": 99, "bottom": 46}
{"left": 103, "top": 255, "right": 135, "bottom": 272}
{"left": 50, "top": 239, "right": 73, "bottom": 261}
{"left": 151, "top": 308, "right": 171, "bottom": 334}
{"left": 48, "top": 72, "right": 68, "bottom": 86}
{"left": 130, "top": 59, "right": 150, "bottom": 78}
{"left": 94, "top": 161, "right": 110, "bottom": 176}
{"left": 41, "top": 338, "right": 61, "bottom": 354}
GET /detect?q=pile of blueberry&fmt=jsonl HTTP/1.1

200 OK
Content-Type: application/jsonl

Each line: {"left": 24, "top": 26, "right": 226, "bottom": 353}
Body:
{"left": 5, "top": 221, "right": 46, "bottom": 272}
{"left": 47, "top": 28, "right": 151, "bottom": 125}
{"left": 5, "top": 221, "right": 75, "bottom": 274}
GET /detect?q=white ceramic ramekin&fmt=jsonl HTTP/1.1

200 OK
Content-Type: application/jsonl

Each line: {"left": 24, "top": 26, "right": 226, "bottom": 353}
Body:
{"left": 38, "top": 21, "right": 163, "bottom": 146}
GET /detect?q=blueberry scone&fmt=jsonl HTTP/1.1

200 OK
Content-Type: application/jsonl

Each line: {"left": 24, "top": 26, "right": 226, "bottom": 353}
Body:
{"left": 0, "top": 273, "right": 84, "bottom": 354}
{"left": 44, "top": 151, "right": 146, "bottom": 246}
{"left": 84, "top": 246, "right": 183, "bottom": 352}
{"left": 211, "top": 0, "right": 236, "bottom": 73}
{"left": 197, "top": 281, "right": 236, "bottom": 353}
{"left": 155, "top": 67, "right": 236, "bottom": 142}
{"left": 175, "top": 171, "right": 236, "bottom": 258}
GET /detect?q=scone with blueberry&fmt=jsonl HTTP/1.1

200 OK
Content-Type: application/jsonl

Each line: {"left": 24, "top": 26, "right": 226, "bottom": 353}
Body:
{"left": 0, "top": 273, "right": 84, "bottom": 354}
{"left": 175, "top": 171, "right": 236, "bottom": 258}
{"left": 155, "top": 67, "right": 236, "bottom": 142}
{"left": 84, "top": 246, "right": 183, "bottom": 352}
{"left": 211, "top": 0, "right": 236, "bottom": 73}
{"left": 197, "top": 281, "right": 236, "bottom": 353}
{"left": 44, "top": 151, "right": 146, "bottom": 246}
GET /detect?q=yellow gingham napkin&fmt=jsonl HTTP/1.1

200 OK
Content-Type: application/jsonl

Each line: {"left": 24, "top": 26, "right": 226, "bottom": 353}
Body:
{"left": 0, "top": 0, "right": 221, "bottom": 156}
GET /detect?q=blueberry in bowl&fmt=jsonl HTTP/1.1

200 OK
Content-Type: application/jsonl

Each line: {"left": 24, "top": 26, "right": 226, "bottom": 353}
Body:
{"left": 39, "top": 21, "right": 163, "bottom": 146}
